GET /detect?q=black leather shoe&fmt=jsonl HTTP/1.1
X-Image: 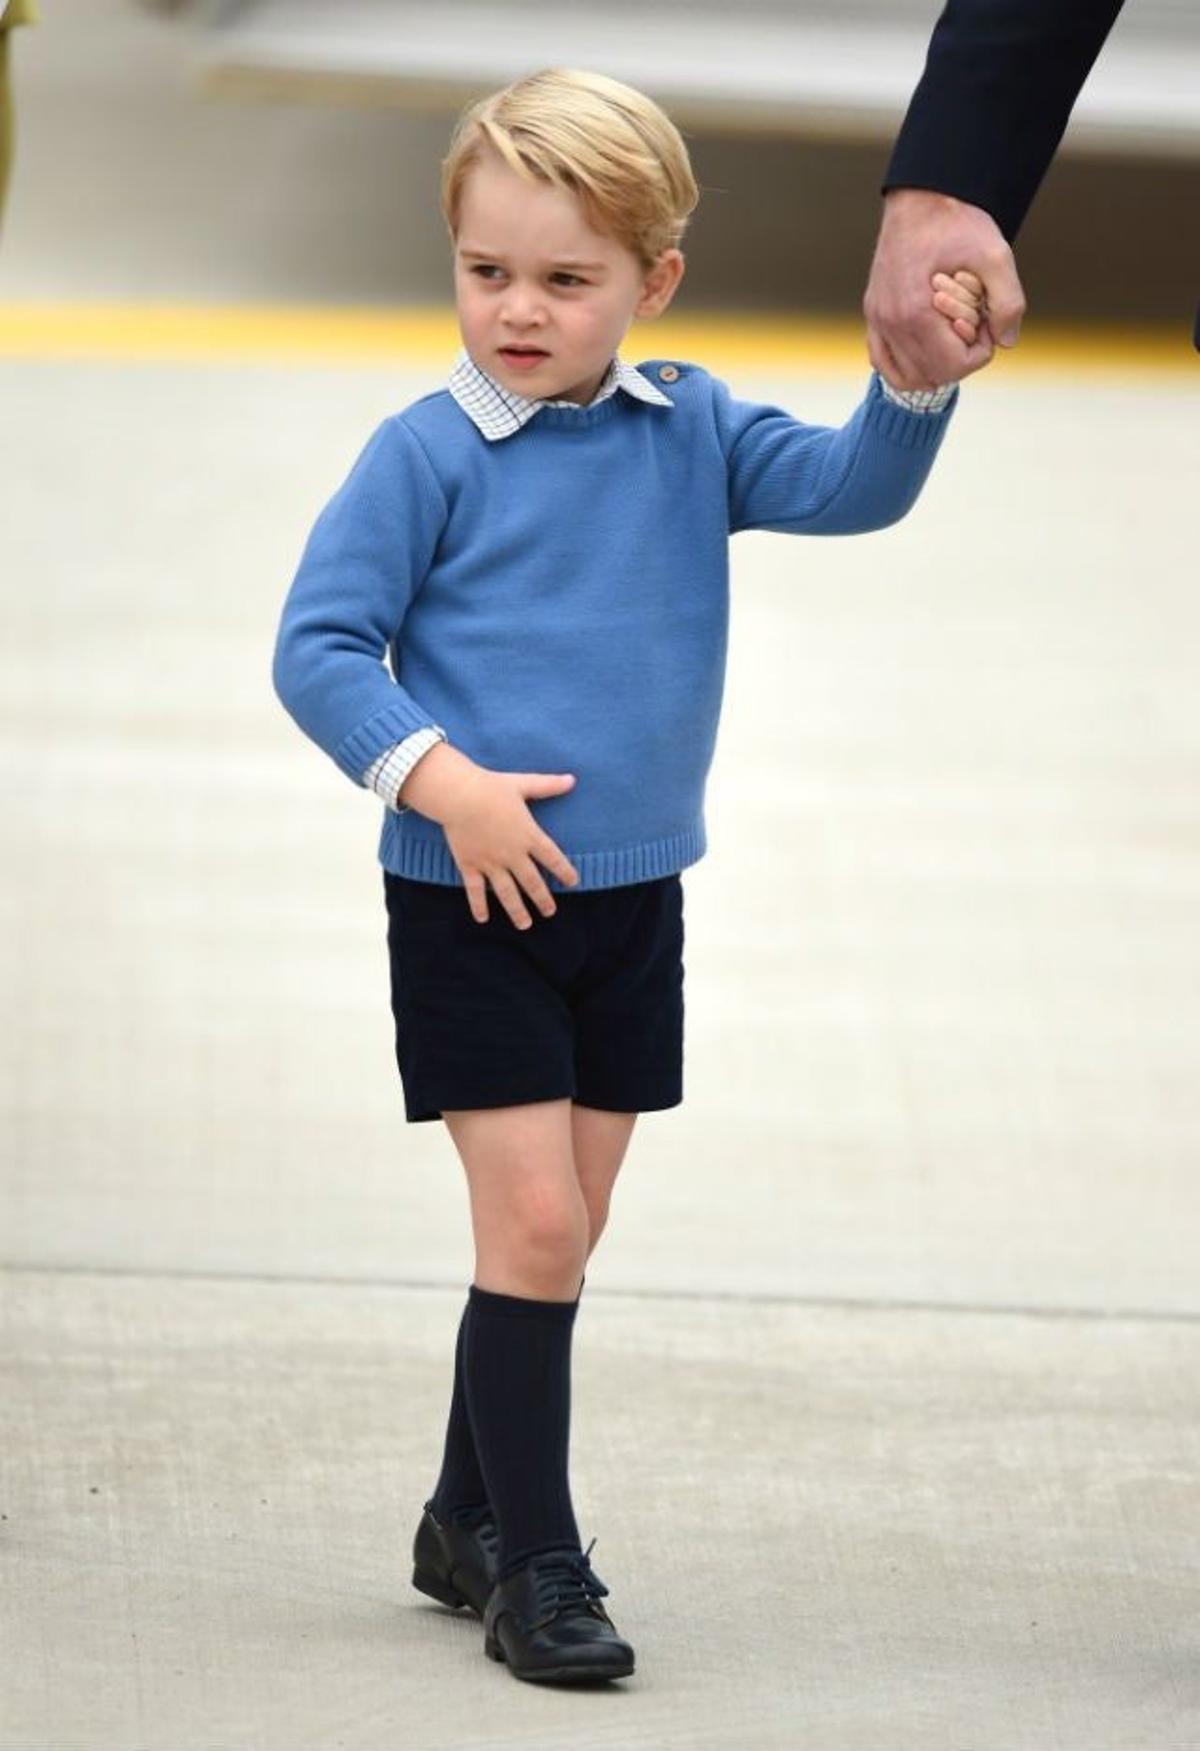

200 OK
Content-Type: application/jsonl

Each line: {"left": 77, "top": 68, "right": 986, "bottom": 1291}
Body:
{"left": 483, "top": 1539, "right": 635, "bottom": 1684}
{"left": 411, "top": 1499, "right": 499, "bottom": 1618}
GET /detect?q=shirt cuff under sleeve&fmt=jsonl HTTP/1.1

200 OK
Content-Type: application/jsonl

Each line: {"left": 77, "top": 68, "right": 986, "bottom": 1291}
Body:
{"left": 878, "top": 377, "right": 956, "bottom": 414}
{"left": 362, "top": 725, "right": 446, "bottom": 813}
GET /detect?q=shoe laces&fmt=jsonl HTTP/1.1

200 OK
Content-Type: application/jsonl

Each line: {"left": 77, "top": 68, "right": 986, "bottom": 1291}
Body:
{"left": 527, "top": 1539, "right": 609, "bottom": 1622}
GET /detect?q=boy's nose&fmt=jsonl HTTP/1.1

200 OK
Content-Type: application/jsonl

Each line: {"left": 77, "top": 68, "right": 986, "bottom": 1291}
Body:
{"left": 499, "top": 291, "right": 546, "bottom": 326}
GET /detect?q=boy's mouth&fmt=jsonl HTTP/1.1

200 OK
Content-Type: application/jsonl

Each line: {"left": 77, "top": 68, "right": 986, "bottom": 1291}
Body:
{"left": 499, "top": 346, "right": 550, "bottom": 367}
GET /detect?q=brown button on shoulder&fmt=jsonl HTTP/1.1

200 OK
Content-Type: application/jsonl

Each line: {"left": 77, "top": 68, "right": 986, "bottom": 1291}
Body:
{"left": 658, "top": 364, "right": 681, "bottom": 383}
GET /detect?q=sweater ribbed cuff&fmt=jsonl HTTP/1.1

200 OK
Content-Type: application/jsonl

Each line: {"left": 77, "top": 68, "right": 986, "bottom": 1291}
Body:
{"left": 866, "top": 371, "right": 958, "bottom": 447}
{"left": 333, "top": 699, "right": 442, "bottom": 781}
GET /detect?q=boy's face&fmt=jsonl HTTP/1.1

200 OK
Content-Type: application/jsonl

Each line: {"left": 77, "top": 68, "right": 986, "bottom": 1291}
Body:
{"left": 453, "top": 147, "right": 684, "bottom": 407}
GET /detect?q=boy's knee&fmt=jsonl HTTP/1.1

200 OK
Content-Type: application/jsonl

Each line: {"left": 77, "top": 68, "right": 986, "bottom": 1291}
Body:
{"left": 513, "top": 1180, "right": 590, "bottom": 1268}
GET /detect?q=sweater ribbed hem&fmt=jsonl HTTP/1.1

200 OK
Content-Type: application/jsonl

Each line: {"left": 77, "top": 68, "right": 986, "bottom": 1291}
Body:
{"left": 379, "top": 817, "right": 705, "bottom": 890}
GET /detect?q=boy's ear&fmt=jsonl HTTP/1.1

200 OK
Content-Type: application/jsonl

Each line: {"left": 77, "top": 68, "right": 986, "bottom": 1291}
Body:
{"left": 637, "top": 249, "right": 685, "bottom": 319}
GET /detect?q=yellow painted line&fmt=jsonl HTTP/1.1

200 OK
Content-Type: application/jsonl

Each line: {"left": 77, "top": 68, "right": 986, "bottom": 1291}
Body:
{"left": 0, "top": 302, "right": 1194, "bottom": 374}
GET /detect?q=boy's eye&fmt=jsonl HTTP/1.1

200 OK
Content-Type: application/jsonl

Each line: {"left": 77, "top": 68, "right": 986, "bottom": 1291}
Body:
{"left": 469, "top": 266, "right": 585, "bottom": 287}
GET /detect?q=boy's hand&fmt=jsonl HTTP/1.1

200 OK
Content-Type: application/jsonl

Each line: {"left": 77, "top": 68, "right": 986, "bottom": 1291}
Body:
{"left": 442, "top": 767, "right": 581, "bottom": 927}
{"left": 931, "top": 269, "right": 987, "bottom": 346}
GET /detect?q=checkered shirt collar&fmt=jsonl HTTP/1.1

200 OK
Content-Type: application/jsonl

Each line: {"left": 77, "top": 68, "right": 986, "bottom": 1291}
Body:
{"left": 447, "top": 347, "right": 673, "bottom": 441}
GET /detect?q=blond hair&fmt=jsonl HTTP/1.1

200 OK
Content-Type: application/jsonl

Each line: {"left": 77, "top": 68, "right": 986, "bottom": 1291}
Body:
{"left": 441, "top": 68, "right": 699, "bottom": 274}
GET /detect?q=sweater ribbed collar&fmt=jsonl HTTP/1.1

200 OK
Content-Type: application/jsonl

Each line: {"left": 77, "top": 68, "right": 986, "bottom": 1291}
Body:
{"left": 447, "top": 346, "right": 673, "bottom": 441}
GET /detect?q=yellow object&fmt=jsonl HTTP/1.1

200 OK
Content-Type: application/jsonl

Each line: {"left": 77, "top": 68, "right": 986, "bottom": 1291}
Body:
{"left": 1, "top": 0, "right": 39, "bottom": 28}
{"left": 0, "top": 303, "right": 1191, "bottom": 376}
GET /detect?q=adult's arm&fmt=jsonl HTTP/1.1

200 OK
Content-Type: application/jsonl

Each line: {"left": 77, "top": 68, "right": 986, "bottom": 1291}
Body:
{"left": 865, "top": 0, "right": 1127, "bottom": 385}
{"left": 883, "top": 0, "right": 1126, "bottom": 243}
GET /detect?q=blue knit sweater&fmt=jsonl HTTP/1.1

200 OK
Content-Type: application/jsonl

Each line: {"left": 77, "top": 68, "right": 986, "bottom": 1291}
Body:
{"left": 272, "top": 360, "right": 956, "bottom": 890}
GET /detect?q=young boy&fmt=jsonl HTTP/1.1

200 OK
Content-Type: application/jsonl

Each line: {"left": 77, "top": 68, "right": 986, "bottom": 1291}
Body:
{"left": 272, "top": 68, "right": 981, "bottom": 1687}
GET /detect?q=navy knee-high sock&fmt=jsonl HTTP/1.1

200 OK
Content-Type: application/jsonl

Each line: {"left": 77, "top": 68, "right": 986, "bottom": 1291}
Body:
{"left": 428, "top": 1294, "right": 489, "bottom": 1523}
{"left": 428, "top": 1274, "right": 585, "bottom": 1526}
{"left": 463, "top": 1283, "right": 583, "bottom": 1580}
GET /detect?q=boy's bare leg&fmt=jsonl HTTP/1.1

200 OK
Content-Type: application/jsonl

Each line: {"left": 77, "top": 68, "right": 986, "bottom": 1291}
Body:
{"left": 444, "top": 1099, "right": 639, "bottom": 1295}
{"left": 443, "top": 1099, "right": 590, "bottom": 1300}
{"left": 571, "top": 1104, "right": 638, "bottom": 1257}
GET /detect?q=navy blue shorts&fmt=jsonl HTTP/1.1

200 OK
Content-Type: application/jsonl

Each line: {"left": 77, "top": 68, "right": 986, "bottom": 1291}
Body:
{"left": 383, "top": 871, "right": 685, "bottom": 1124}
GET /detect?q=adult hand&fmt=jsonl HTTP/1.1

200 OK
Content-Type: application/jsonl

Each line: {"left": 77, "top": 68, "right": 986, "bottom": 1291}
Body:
{"left": 863, "top": 188, "right": 1027, "bottom": 389}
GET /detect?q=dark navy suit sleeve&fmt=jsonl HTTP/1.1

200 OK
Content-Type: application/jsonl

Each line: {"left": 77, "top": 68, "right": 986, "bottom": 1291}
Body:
{"left": 882, "top": 0, "right": 1126, "bottom": 242}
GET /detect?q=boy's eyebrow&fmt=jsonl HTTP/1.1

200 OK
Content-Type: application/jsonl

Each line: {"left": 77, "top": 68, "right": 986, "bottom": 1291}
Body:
{"left": 458, "top": 247, "right": 607, "bottom": 270}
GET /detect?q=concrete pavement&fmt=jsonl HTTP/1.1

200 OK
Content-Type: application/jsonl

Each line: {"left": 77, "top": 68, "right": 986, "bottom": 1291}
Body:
{"left": 2, "top": 353, "right": 1198, "bottom": 1748}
